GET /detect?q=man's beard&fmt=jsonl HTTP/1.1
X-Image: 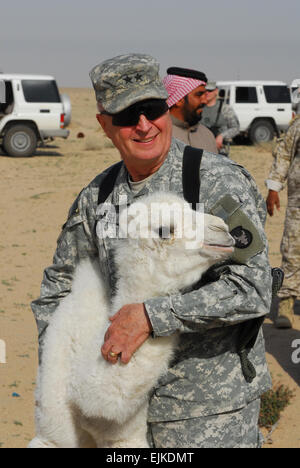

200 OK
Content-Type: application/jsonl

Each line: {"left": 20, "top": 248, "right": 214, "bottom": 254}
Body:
{"left": 182, "top": 103, "right": 205, "bottom": 126}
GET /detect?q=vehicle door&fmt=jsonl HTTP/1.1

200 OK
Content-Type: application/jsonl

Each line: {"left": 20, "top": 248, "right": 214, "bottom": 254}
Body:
{"left": 260, "top": 85, "right": 292, "bottom": 130}
{"left": 231, "top": 85, "right": 260, "bottom": 132}
{"left": 17, "top": 79, "right": 63, "bottom": 130}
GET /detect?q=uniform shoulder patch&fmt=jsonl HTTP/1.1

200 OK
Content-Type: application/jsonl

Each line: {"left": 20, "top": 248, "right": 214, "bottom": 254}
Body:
{"left": 230, "top": 226, "right": 253, "bottom": 249}
{"left": 210, "top": 195, "right": 264, "bottom": 264}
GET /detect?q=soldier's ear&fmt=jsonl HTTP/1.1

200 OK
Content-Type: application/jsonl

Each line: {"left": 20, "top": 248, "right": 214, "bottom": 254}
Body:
{"left": 96, "top": 114, "right": 113, "bottom": 139}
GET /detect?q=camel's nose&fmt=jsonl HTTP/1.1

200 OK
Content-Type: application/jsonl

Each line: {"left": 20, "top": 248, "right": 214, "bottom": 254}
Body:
{"left": 205, "top": 222, "right": 235, "bottom": 247}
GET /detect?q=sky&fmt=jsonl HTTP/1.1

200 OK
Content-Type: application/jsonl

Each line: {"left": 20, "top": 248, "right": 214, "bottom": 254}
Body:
{"left": 0, "top": 0, "right": 299, "bottom": 88}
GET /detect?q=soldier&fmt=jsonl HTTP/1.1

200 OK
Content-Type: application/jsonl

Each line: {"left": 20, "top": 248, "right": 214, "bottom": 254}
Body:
{"left": 32, "top": 53, "right": 272, "bottom": 448}
{"left": 266, "top": 116, "right": 300, "bottom": 328}
{"left": 162, "top": 67, "right": 218, "bottom": 153}
{"left": 201, "top": 81, "right": 240, "bottom": 156}
{"left": 291, "top": 83, "right": 300, "bottom": 115}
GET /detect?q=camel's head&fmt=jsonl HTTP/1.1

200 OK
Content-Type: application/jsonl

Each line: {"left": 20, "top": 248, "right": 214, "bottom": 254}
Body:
{"left": 117, "top": 192, "right": 234, "bottom": 292}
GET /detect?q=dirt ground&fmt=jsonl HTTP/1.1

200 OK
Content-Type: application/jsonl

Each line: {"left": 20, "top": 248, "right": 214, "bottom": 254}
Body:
{"left": 0, "top": 88, "right": 299, "bottom": 448}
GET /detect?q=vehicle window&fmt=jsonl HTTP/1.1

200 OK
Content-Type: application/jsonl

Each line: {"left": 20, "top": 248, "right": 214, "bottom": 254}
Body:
{"left": 263, "top": 86, "right": 291, "bottom": 104}
{"left": 22, "top": 80, "right": 60, "bottom": 103}
{"left": 235, "top": 87, "right": 258, "bottom": 103}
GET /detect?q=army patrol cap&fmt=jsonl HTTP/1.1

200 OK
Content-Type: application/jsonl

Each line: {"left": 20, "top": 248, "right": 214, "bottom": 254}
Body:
{"left": 206, "top": 81, "right": 217, "bottom": 91}
{"left": 89, "top": 53, "right": 168, "bottom": 114}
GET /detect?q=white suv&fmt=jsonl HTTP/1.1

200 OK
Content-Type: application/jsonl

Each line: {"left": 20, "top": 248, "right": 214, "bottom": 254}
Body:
{"left": 0, "top": 74, "right": 70, "bottom": 157}
{"left": 216, "top": 80, "right": 293, "bottom": 144}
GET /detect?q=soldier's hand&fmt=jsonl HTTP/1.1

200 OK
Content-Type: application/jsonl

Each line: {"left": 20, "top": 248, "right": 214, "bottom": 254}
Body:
{"left": 215, "top": 134, "right": 224, "bottom": 150}
{"left": 266, "top": 190, "right": 280, "bottom": 216}
{"left": 101, "top": 303, "right": 152, "bottom": 364}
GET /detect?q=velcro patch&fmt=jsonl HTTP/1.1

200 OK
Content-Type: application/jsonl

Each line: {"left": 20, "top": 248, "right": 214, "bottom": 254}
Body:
{"left": 211, "top": 195, "right": 264, "bottom": 264}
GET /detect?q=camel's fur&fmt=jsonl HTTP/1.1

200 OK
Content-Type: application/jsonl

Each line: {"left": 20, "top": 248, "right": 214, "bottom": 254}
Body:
{"left": 28, "top": 192, "right": 234, "bottom": 448}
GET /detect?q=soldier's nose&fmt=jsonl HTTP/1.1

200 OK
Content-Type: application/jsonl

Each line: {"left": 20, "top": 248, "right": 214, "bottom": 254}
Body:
{"left": 135, "top": 114, "right": 153, "bottom": 132}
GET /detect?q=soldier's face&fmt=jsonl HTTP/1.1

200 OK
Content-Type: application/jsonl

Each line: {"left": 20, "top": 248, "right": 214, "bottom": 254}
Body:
{"left": 206, "top": 89, "right": 219, "bottom": 104}
{"left": 97, "top": 109, "right": 172, "bottom": 174}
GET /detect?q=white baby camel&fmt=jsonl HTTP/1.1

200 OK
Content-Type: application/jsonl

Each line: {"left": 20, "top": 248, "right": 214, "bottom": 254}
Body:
{"left": 28, "top": 192, "right": 234, "bottom": 448}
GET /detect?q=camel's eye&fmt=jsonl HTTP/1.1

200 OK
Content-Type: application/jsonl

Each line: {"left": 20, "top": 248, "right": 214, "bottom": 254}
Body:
{"left": 158, "top": 225, "right": 175, "bottom": 239}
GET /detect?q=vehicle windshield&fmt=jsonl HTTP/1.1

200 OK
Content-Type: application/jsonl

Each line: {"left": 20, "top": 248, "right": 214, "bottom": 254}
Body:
{"left": 263, "top": 86, "right": 291, "bottom": 104}
{"left": 22, "top": 80, "right": 60, "bottom": 103}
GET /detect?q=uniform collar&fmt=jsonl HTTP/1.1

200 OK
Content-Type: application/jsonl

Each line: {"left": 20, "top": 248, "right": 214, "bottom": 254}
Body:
{"left": 111, "top": 139, "right": 179, "bottom": 205}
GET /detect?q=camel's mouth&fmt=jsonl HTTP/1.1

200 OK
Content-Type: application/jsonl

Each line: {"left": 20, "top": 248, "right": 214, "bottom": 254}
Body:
{"left": 203, "top": 242, "right": 235, "bottom": 253}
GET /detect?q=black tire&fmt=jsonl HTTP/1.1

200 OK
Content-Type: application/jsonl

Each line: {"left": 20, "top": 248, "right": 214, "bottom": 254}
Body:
{"left": 249, "top": 120, "right": 275, "bottom": 144}
{"left": 3, "top": 125, "right": 37, "bottom": 157}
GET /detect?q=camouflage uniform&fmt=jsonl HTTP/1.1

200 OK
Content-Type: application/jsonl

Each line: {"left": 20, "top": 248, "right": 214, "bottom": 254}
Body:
{"left": 201, "top": 102, "right": 240, "bottom": 155}
{"left": 32, "top": 138, "right": 272, "bottom": 448}
{"left": 147, "top": 398, "right": 263, "bottom": 448}
{"left": 266, "top": 117, "right": 300, "bottom": 299}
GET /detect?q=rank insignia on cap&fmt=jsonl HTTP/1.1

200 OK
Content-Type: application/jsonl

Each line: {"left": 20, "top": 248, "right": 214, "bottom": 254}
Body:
{"left": 123, "top": 75, "right": 133, "bottom": 84}
{"left": 230, "top": 226, "right": 253, "bottom": 249}
{"left": 89, "top": 53, "right": 168, "bottom": 113}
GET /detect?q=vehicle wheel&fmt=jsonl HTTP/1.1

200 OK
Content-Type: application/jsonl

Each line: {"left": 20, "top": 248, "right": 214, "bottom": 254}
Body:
{"left": 3, "top": 125, "right": 37, "bottom": 157}
{"left": 249, "top": 120, "right": 275, "bottom": 144}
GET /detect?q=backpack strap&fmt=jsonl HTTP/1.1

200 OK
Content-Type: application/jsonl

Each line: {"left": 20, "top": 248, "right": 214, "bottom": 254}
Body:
{"left": 214, "top": 98, "right": 223, "bottom": 127}
{"left": 97, "top": 146, "right": 203, "bottom": 208}
{"left": 236, "top": 267, "right": 284, "bottom": 383}
{"left": 97, "top": 161, "right": 123, "bottom": 205}
{"left": 182, "top": 146, "right": 203, "bottom": 210}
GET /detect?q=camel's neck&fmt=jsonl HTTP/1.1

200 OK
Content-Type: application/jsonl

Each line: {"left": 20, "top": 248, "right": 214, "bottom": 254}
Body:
{"left": 109, "top": 244, "right": 213, "bottom": 316}
{"left": 110, "top": 271, "right": 166, "bottom": 315}
{"left": 110, "top": 253, "right": 177, "bottom": 315}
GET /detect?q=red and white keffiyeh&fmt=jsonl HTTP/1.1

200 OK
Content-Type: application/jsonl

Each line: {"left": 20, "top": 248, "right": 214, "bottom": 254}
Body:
{"left": 163, "top": 74, "right": 206, "bottom": 108}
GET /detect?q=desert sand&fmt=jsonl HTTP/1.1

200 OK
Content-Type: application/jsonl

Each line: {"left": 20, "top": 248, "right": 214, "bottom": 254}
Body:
{"left": 0, "top": 88, "right": 299, "bottom": 448}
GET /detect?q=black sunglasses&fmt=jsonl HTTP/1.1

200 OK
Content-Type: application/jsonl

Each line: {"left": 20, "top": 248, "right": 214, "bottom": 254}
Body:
{"left": 101, "top": 99, "right": 168, "bottom": 127}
